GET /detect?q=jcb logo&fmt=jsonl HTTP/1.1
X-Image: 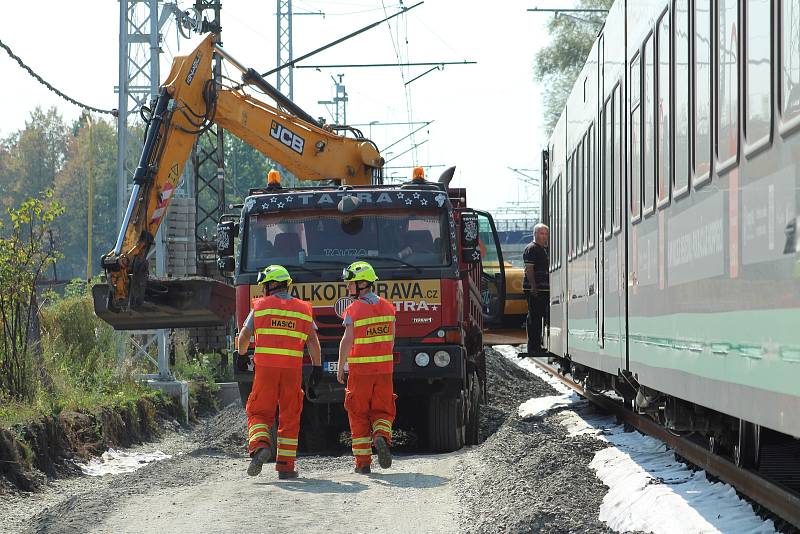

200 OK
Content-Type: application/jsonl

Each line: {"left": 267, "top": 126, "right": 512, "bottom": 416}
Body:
{"left": 366, "top": 325, "right": 390, "bottom": 336}
{"left": 271, "top": 318, "right": 296, "bottom": 329}
{"left": 270, "top": 121, "right": 305, "bottom": 154}
{"left": 185, "top": 53, "right": 202, "bottom": 86}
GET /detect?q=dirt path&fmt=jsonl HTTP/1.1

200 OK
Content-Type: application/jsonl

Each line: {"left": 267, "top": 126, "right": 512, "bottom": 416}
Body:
{"left": 90, "top": 453, "right": 460, "bottom": 534}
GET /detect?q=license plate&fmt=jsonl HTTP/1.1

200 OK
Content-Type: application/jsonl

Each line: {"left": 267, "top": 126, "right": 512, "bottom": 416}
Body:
{"left": 324, "top": 361, "right": 348, "bottom": 373}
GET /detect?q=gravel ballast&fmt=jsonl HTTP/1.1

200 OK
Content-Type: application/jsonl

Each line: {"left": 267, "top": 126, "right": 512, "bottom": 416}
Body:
{"left": 454, "top": 347, "right": 616, "bottom": 533}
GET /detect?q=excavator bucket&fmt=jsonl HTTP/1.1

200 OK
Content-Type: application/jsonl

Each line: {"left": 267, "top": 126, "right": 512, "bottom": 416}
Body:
{"left": 92, "top": 277, "right": 236, "bottom": 331}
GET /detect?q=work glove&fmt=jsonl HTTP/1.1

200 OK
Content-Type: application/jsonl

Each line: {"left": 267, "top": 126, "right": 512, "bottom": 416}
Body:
{"left": 233, "top": 350, "right": 250, "bottom": 372}
{"left": 309, "top": 365, "right": 323, "bottom": 388}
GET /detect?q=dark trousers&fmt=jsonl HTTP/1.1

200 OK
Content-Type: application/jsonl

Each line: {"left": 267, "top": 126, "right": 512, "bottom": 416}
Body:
{"left": 526, "top": 290, "right": 549, "bottom": 353}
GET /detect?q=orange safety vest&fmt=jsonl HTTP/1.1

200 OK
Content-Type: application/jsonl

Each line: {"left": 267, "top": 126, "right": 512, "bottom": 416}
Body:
{"left": 252, "top": 295, "right": 313, "bottom": 368}
{"left": 345, "top": 297, "right": 396, "bottom": 375}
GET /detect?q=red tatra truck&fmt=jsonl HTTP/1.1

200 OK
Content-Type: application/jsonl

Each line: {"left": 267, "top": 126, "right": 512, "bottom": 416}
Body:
{"left": 217, "top": 170, "right": 506, "bottom": 452}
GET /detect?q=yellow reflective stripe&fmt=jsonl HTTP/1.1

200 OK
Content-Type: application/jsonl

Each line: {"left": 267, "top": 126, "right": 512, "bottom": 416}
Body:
{"left": 256, "top": 328, "right": 308, "bottom": 341}
{"left": 277, "top": 437, "right": 298, "bottom": 445}
{"left": 373, "top": 419, "right": 392, "bottom": 427}
{"left": 373, "top": 426, "right": 392, "bottom": 435}
{"left": 349, "top": 354, "right": 394, "bottom": 364}
{"left": 354, "top": 335, "right": 393, "bottom": 344}
{"left": 255, "top": 347, "right": 304, "bottom": 357}
{"left": 248, "top": 423, "right": 269, "bottom": 434}
{"left": 249, "top": 431, "right": 270, "bottom": 442}
{"left": 254, "top": 308, "right": 312, "bottom": 322}
{"left": 352, "top": 447, "right": 372, "bottom": 455}
{"left": 276, "top": 448, "right": 297, "bottom": 457}
{"left": 353, "top": 315, "right": 395, "bottom": 327}
{"left": 351, "top": 437, "right": 372, "bottom": 445}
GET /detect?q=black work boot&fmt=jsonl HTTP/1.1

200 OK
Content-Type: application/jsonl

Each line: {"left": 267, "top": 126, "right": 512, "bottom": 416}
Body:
{"left": 374, "top": 436, "right": 392, "bottom": 469}
{"left": 278, "top": 470, "right": 299, "bottom": 480}
{"left": 354, "top": 465, "right": 371, "bottom": 474}
{"left": 247, "top": 447, "right": 273, "bottom": 477}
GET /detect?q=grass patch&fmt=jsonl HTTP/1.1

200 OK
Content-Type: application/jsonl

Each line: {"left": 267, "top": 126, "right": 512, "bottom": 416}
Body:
{"left": 1, "top": 280, "right": 231, "bottom": 430}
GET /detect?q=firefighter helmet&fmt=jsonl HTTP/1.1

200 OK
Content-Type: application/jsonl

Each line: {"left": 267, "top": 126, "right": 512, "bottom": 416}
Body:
{"left": 257, "top": 264, "right": 292, "bottom": 286}
{"left": 342, "top": 261, "right": 378, "bottom": 283}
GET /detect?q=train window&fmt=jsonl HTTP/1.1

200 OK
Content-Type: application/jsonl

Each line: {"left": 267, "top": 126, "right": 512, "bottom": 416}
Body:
{"left": 717, "top": 0, "right": 739, "bottom": 169}
{"left": 555, "top": 177, "right": 561, "bottom": 268}
{"left": 644, "top": 36, "right": 656, "bottom": 214}
{"left": 695, "top": 0, "right": 712, "bottom": 183}
{"left": 613, "top": 85, "right": 622, "bottom": 234}
{"left": 630, "top": 52, "right": 642, "bottom": 221}
{"left": 781, "top": 0, "right": 800, "bottom": 125}
{"left": 568, "top": 154, "right": 574, "bottom": 261}
{"left": 746, "top": 0, "right": 772, "bottom": 148}
{"left": 674, "top": 0, "right": 690, "bottom": 195}
{"left": 589, "top": 130, "right": 592, "bottom": 249}
{"left": 657, "top": 12, "right": 671, "bottom": 206}
{"left": 603, "top": 97, "right": 613, "bottom": 239}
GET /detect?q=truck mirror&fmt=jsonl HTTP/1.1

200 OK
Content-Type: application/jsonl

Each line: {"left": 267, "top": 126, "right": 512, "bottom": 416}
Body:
{"left": 216, "top": 220, "right": 238, "bottom": 257}
{"left": 461, "top": 212, "right": 481, "bottom": 264}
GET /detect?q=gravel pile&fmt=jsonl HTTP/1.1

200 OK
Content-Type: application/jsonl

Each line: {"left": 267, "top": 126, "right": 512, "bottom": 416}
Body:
{"left": 479, "top": 347, "right": 558, "bottom": 441}
{"left": 455, "top": 348, "right": 616, "bottom": 533}
{"left": 193, "top": 404, "right": 248, "bottom": 457}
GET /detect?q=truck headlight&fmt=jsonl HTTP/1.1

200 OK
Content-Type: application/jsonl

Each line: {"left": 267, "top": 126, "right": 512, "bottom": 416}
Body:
{"left": 414, "top": 352, "right": 430, "bottom": 367}
{"left": 433, "top": 350, "right": 450, "bottom": 367}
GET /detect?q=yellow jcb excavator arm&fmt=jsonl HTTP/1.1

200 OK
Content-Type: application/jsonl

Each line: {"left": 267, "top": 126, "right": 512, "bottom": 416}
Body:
{"left": 97, "top": 34, "right": 383, "bottom": 327}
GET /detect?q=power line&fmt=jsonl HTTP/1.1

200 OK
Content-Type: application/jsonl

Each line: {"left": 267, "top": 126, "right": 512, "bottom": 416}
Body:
{"left": 296, "top": 61, "right": 476, "bottom": 69}
{"left": 0, "top": 38, "right": 117, "bottom": 116}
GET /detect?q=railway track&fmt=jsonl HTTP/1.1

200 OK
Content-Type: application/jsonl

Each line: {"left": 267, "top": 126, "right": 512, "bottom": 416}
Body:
{"left": 527, "top": 355, "right": 800, "bottom": 530}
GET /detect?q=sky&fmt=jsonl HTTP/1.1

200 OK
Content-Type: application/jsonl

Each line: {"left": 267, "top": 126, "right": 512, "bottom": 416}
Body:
{"left": 0, "top": 0, "right": 559, "bottom": 212}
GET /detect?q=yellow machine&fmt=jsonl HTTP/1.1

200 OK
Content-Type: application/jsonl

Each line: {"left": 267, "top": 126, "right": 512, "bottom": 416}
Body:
{"left": 95, "top": 34, "right": 384, "bottom": 330}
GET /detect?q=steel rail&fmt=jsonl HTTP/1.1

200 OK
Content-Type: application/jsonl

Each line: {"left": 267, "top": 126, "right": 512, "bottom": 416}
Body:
{"left": 529, "top": 358, "right": 800, "bottom": 528}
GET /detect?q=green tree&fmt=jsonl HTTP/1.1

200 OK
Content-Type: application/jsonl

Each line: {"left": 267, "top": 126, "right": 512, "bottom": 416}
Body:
{"left": 0, "top": 192, "right": 64, "bottom": 401}
{"left": 534, "top": 0, "right": 613, "bottom": 135}
{"left": 224, "top": 132, "right": 297, "bottom": 205}
{"left": 0, "top": 108, "right": 70, "bottom": 212}
{"left": 52, "top": 115, "right": 118, "bottom": 280}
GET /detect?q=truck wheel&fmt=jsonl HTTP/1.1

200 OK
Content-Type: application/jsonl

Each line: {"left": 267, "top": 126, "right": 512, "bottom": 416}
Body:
{"left": 427, "top": 395, "right": 465, "bottom": 452}
{"left": 268, "top": 413, "right": 278, "bottom": 463}
{"left": 465, "top": 372, "right": 482, "bottom": 446}
{"left": 300, "top": 401, "right": 331, "bottom": 453}
{"left": 237, "top": 380, "right": 253, "bottom": 406}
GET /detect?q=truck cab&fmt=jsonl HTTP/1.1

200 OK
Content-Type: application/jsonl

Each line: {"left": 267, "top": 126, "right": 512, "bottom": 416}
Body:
{"left": 217, "top": 175, "right": 504, "bottom": 452}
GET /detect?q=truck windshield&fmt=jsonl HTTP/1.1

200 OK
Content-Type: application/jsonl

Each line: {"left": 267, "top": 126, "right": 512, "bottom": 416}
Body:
{"left": 244, "top": 209, "right": 451, "bottom": 272}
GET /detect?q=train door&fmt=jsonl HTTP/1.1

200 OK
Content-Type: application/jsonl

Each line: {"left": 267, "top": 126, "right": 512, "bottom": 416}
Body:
{"left": 540, "top": 148, "right": 551, "bottom": 350}
{"left": 596, "top": 34, "right": 604, "bottom": 348}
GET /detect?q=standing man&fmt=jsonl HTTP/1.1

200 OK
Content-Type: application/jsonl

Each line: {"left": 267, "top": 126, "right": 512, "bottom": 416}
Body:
{"left": 337, "top": 261, "right": 396, "bottom": 474}
{"left": 522, "top": 223, "right": 550, "bottom": 357}
{"left": 235, "top": 265, "right": 322, "bottom": 479}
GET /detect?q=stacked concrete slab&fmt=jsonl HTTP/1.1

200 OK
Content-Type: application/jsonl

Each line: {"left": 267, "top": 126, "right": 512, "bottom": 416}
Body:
{"left": 162, "top": 198, "right": 229, "bottom": 353}
{"left": 188, "top": 257, "right": 231, "bottom": 353}
{"left": 165, "top": 198, "right": 197, "bottom": 277}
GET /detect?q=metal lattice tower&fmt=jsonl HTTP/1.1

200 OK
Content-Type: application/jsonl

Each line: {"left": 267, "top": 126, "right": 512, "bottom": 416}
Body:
{"left": 192, "top": 0, "right": 225, "bottom": 264}
{"left": 117, "top": 0, "right": 171, "bottom": 379}
{"left": 277, "top": 0, "right": 293, "bottom": 99}
{"left": 117, "top": 0, "right": 161, "bottom": 231}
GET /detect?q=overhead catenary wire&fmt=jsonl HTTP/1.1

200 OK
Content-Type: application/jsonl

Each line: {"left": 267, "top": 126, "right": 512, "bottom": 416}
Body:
{"left": 380, "top": 0, "right": 417, "bottom": 164}
{"left": 0, "top": 38, "right": 117, "bottom": 117}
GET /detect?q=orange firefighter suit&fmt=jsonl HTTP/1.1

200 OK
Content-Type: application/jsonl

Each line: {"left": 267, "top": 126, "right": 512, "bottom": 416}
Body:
{"left": 343, "top": 296, "right": 397, "bottom": 468}
{"left": 246, "top": 294, "right": 313, "bottom": 473}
